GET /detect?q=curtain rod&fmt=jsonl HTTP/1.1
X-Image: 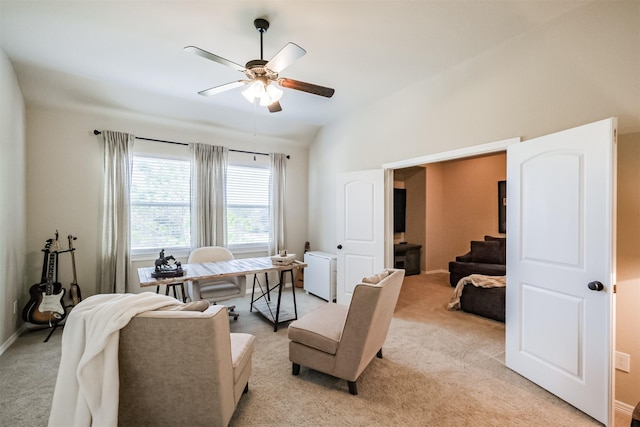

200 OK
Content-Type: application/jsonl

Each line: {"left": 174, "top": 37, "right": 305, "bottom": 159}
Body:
{"left": 92, "top": 130, "right": 289, "bottom": 159}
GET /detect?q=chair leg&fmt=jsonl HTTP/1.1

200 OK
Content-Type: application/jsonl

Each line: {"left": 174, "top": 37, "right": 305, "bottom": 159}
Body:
{"left": 347, "top": 381, "right": 358, "bottom": 395}
{"left": 227, "top": 305, "right": 239, "bottom": 320}
{"left": 292, "top": 363, "right": 300, "bottom": 375}
{"left": 243, "top": 383, "right": 249, "bottom": 394}
{"left": 377, "top": 348, "right": 383, "bottom": 358}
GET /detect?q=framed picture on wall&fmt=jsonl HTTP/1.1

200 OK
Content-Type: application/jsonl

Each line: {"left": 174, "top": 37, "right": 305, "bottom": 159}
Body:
{"left": 498, "top": 180, "right": 506, "bottom": 234}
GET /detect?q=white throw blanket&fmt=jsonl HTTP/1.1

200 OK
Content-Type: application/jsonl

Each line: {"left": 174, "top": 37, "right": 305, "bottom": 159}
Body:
{"left": 48, "top": 292, "right": 178, "bottom": 427}
{"left": 447, "top": 274, "right": 506, "bottom": 311}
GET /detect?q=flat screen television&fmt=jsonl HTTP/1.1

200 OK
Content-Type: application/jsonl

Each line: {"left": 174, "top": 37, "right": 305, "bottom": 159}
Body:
{"left": 394, "top": 188, "right": 406, "bottom": 233}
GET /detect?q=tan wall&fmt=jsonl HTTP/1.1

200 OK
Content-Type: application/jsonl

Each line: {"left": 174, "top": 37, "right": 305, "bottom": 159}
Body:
{"left": 615, "top": 132, "right": 640, "bottom": 406}
{"left": 405, "top": 168, "right": 426, "bottom": 254}
{"left": 424, "top": 153, "right": 506, "bottom": 271}
{"left": 425, "top": 163, "right": 444, "bottom": 272}
{"left": 394, "top": 168, "right": 426, "bottom": 271}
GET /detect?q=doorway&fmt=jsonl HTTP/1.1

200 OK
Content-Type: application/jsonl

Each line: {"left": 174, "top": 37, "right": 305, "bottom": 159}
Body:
{"left": 383, "top": 118, "right": 617, "bottom": 425}
{"left": 392, "top": 152, "right": 507, "bottom": 276}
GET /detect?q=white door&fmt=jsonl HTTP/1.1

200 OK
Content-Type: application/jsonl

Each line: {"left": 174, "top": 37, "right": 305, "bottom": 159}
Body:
{"left": 336, "top": 169, "right": 385, "bottom": 305}
{"left": 506, "top": 118, "right": 616, "bottom": 425}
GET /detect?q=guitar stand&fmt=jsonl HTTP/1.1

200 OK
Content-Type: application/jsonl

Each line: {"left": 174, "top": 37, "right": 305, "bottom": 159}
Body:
{"left": 28, "top": 248, "right": 72, "bottom": 343}
{"left": 28, "top": 322, "right": 64, "bottom": 343}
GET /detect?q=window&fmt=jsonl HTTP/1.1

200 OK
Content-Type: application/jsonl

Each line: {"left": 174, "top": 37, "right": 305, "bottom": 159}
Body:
{"left": 129, "top": 155, "right": 272, "bottom": 255}
{"left": 130, "top": 155, "right": 191, "bottom": 253}
{"left": 226, "top": 165, "right": 271, "bottom": 249}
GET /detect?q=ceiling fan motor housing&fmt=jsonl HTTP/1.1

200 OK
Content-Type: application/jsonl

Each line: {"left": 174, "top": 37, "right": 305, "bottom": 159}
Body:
{"left": 245, "top": 59, "right": 278, "bottom": 82}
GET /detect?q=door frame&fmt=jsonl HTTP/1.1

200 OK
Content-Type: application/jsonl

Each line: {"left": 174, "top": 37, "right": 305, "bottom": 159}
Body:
{"left": 382, "top": 137, "right": 520, "bottom": 266}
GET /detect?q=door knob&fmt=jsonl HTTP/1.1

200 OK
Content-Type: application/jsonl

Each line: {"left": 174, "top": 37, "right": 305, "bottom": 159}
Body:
{"left": 337, "top": 244, "right": 342, "bottom": 250}
{"left": 588, "top": 281, "right": 604, "bottom": 291}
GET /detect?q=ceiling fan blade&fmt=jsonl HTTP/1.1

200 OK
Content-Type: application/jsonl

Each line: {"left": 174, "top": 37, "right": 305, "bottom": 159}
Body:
{"left": 184, "top": 46, "right": 246, "bottom": 72}
{"left": 198, "top": 81, "right": 247, "bottom": 96}
{"left": 268, "top": 101, "right": 283, "bottom": 113}
{"left": 278, "top": 78, "right": 335, "bottom": 98}
{"left": 266, "top": 43, "right": 306, "bottom": 73}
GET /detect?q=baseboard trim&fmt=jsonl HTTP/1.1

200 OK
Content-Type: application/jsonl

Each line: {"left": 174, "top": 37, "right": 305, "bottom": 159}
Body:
{"left": 0, "top": 324, "right": 27, "bottom": 357}
{"left": 424, "top": 269, "right": 448, "bottom": 275}
{"left": 616, "top": 400, "right": 635, "bottom": 416}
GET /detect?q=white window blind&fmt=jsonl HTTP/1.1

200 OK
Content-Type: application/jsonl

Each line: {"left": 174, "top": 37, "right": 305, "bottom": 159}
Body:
{"left": 227, "top": 165, "right": 271, "bottom": 247}
{"left": 130, "top": 155, "right": 191, "bottom": 252}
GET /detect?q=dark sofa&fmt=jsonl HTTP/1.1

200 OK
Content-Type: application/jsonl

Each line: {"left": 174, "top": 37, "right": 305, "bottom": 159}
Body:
{"left": 459, "top": 284, "right": 505, "bottom": 322}
{"left": 448, "top": 236, "right": 506, "bottom": 287}
{"left": 448, "top": 236, "right": 506, "bottom": 322}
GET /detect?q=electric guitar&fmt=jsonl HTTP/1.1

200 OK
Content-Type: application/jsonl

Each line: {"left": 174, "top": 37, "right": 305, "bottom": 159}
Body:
{"left": 67, "top": 234, "right": 82, "bottom": 307}
{"left": 22, "top": 234, "right": 66, "bottom": 326}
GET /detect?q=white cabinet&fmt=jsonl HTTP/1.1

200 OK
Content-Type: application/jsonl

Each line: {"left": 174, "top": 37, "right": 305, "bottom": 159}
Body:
{"left": 303, "top": 252, "right": 337, "bottom": 302}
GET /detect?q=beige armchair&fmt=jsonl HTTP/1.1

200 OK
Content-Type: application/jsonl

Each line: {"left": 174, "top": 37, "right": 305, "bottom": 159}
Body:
{"left": 287, "top": 268, "right": 405, "bottom": 395}
{"left": 118, "top": 304, "right": 255, "bottom": 427}
{"left": 187, "top": 246, "right": 247, "bottom": 319}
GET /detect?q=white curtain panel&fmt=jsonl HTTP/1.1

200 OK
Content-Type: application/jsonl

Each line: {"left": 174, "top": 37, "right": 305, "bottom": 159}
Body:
{"left": 269, "top": 153, "right": 287, "bottom": 256}
{"left": 190, "top": 143, "right": 228, "bottom": 248}
{"left": 99, "top": 130, "right": 134, "bottom": 293}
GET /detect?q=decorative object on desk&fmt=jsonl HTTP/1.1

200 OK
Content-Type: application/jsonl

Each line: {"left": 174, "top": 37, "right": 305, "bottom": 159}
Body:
{"left": 22, "top": 232, "right": 66, "bottom": 326}
{"left": 271, "top": 253, "right": 296, "bottom": 266}
{"left": 151, "top": 249, "right": 185, "bottom": 278}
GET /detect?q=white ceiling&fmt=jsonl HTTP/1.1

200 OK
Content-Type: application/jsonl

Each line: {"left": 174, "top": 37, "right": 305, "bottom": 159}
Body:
{"left": 0, "top": 0, "right": 591, "bottom": 142}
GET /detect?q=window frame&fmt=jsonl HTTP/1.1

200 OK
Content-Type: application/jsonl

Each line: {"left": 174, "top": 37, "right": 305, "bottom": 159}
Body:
{"left": 128, "top": 149, "right": 274, "bottom": 260}
{"left": 225, "top": 163, "right": 272, "bottom": 253}
{"left": 129, "top": 152, "right": 192, "bottom": 260}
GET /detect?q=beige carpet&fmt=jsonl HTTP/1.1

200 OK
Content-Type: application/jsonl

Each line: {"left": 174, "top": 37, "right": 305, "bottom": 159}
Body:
{"left": 1, "top": 273, "right": 605, "bottom": 426}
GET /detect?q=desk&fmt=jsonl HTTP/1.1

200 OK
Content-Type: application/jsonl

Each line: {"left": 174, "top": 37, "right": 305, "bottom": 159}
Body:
{"left": 138, "top": 257, "right": 306, "bottom": 331}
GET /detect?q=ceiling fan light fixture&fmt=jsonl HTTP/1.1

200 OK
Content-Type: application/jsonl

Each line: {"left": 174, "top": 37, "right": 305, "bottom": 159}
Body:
{"left": 259, "top": 93, "right": 273, "bottom": 107}
{"left": 242, "top": 80, "right": 283, "bottom": 106}
{"left": 266, "top": 83, "right": 283, "bottom": 102}
{"left": 241, "top": 80, "right": 264, "bottom": 103}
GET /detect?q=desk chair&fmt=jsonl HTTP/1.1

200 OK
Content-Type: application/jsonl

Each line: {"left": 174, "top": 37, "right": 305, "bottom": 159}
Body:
{"left": 187, "top": 246, "right": 246, "bottom": 320}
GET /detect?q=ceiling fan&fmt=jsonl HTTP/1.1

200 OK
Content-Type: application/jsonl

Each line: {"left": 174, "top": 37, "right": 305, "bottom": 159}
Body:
{"left": 185, "top": 18, "right": 335, "bottom": 113}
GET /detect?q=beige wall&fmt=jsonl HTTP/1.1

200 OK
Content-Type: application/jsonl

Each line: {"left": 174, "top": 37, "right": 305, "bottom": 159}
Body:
{"left": 615, "top": 132, "right": 640, "bottom": 406}
{"left": 24, "top": 106, "right": 309, "bottom": 299}
{"left": 308, "top": 2, "right": 639, "bottom": 407}
{"left": 308, "top": 1, "right": 639, "bottom": 253}
{"left": 0, "top": 49, "right": 26, "bottom": 347}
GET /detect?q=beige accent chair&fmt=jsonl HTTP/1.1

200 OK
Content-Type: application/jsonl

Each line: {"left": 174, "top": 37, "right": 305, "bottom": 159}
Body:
{"left": 187, "top": 246, "right": 247, "bottom": 319}
{"left": 287, "top": 268, "right": 405, "bottom": 395}
{"left": 118, "top": 304, "right": 255, "bottom": 427}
